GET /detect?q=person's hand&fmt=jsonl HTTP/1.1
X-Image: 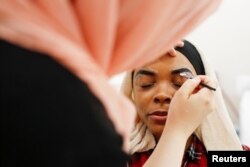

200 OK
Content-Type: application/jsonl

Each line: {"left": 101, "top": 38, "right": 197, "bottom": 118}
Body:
{"left": 168, "top": 41, "right": 184, "bottom": 56}
{"left": 164, "top": 75, "right": 217, "bottom": 139}
{"left": 144, "top": 76, "right": 216, "bottom": 167}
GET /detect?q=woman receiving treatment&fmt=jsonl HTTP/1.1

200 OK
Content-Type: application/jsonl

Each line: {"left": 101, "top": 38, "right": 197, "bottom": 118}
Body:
{"left": 122, "top": 40, "right": 249, "bottom": 167}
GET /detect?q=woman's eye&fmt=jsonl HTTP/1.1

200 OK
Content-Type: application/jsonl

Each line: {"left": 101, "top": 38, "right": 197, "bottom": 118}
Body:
{"left": 172, "top": 76, "right": 188, "bottom": 88}
{"left": 135, "top": 76, "right": 155, "bottom": 89}
{"left": 140, "top": 83, "right": 154, "bottom": 88}
{"left": 173, "top": 83, "right": 181, "bottom": 88}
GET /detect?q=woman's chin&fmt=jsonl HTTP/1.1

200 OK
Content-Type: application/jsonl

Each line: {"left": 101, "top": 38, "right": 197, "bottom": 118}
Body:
{"left": 149, "top": 124, "right": 165, "bottom": 141}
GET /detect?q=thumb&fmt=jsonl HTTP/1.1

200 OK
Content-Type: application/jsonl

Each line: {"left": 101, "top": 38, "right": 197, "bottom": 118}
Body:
{"left": 177, "top": 77, "right": 201, "bottom": 98}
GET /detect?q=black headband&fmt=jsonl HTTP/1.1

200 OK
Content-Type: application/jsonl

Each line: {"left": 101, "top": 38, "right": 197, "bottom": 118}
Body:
{"left": 175, "top": 40, "right": 205, "bottom": 75}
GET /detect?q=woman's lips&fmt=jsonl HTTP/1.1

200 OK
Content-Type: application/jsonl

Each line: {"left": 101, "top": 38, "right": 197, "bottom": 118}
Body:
{"left": 148, "top": 111, "right": 168, "bottom": 123}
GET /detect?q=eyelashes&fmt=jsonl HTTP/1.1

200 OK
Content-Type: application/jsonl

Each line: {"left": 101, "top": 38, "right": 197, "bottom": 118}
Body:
{"left": 136, "top": 71, "right": 194, "bottom": 89}
{"left": 172, "top": 72, "right": 192, "bottom": 87}
{"left": 140, "top": 83, "right": 155, "bottom": 88}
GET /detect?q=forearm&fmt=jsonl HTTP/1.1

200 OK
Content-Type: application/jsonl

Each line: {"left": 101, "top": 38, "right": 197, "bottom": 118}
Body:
{"left": 143, "top": 127, "right": 188, "bottom": 167}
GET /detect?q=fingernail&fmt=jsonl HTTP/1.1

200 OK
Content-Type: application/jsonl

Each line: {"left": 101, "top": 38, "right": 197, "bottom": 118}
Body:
{"left": 193, "top": 77, "right": 200, "bottom": 82}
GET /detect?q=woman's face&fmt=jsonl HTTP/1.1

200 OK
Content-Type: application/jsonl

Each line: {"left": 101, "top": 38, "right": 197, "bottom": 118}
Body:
{"left": 132, "top": 51, "right": 197, "bottom": 140}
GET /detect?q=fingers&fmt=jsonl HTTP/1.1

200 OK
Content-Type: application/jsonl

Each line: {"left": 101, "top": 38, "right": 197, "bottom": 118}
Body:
{"left": 196, "top": 75, "right": 218, "bottom": 93}
{"left": 168, "top": 48, "right": 176, "bottom": 57}
{"left": 191, "top": 88, "right": 215, "bottom": 116}
{"left": 176, "top": 77, "right": 201, "bottom": 98}
{"left": 168, "top": 40, "right": 184, "bottom": 56}
{"left": 167, "top": 75, "right": 216, "bottom": 137}
{"left": 198, "top": 75, "right": 218, "bottom": 88}
{"left": 190, "top": 76, "right": 217, "bottom": 115}
{"left": 175, "top": 41, "right": 184, "bottom": 47}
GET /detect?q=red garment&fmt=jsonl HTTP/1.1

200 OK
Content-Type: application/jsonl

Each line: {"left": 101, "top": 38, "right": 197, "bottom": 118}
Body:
{"left": 129, "top": 135, "right": 207, "bottom": 167}
{"left": 242, "top": 145, "right": 250, "bottom": 151}
{"left": 128, "top": 135, "right": 250, "bottom": 167}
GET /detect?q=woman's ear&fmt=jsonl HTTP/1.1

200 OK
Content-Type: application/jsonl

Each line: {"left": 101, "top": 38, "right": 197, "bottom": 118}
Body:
{"left": 131, "top": 91, "right": 135, "bottom": 100}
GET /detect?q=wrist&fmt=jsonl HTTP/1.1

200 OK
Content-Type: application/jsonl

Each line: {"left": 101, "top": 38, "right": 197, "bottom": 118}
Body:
{"left": 162, "top": 123, "right": 190, "bottom": 141}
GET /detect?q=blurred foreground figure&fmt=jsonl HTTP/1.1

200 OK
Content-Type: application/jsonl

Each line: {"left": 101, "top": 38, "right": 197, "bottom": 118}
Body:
{"left": 0, "top": 0, "right": 221, "bottom": 166}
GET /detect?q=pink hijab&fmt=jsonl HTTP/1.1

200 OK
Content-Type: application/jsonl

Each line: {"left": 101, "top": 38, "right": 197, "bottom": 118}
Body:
{"left": 0, "top": 0, "right": 221, "bottom": 151}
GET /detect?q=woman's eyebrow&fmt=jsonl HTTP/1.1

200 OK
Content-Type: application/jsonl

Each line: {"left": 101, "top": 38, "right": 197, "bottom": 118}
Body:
{"left": 134, "top": 69, "right": 156, "bottom": 78}
{"left": 171, "top": 68, "right": 193, "bottom": 75}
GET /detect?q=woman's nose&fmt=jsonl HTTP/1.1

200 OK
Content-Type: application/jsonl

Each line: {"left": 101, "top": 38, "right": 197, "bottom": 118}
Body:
{"left": 153, "top": 82, "right": 175, "bottom": 104}
{"left": 153, "top": 93, "right": 171, "bottom": 104}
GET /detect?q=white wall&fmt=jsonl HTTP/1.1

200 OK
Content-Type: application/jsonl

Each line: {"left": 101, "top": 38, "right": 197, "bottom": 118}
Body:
{"left": 186, "top": 0, "right": 250, "bottom": 108}
{"left": 237, "top": 76, "right": 250, "bottom": 145}
{"left": 186, "top": 0, "right": 250, "bottom": 145}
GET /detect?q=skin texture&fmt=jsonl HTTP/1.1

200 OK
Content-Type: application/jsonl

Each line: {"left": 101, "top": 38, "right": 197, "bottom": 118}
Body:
{"left": 133, "top": 51, "right": 196, "bottom": 141}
